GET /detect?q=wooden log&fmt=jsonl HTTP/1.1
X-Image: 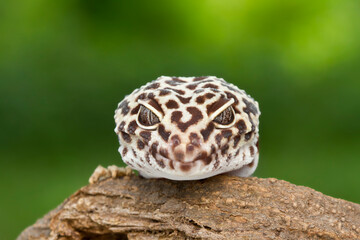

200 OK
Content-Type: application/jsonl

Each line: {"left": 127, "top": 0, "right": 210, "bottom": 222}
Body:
{"left": 18, "top": 175, "right": 360, "bottom": 239}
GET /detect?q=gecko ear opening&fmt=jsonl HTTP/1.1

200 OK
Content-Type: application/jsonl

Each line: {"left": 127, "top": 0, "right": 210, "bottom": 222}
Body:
{"left": 136, "top": 105, "right": 160, "bottom": 130}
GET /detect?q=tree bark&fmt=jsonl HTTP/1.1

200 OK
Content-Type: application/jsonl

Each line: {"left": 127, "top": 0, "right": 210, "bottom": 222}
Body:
{"left": 18, "top": 175, "right": 360, "bottom": 240}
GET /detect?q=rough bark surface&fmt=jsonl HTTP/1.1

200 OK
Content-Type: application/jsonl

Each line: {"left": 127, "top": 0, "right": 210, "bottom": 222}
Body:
{"left": 18, "top": 175, "right": 360, "bottom": 240}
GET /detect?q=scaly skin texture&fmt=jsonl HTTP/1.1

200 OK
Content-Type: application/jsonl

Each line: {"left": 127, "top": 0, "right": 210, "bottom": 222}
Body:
{"left": 114, "top": 76, "right": 260, "bottom": 180}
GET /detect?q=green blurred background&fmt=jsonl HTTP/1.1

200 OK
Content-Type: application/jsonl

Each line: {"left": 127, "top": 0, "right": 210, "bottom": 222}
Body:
{"left": 1, "top": 0, "right": 359, "bottom": 238}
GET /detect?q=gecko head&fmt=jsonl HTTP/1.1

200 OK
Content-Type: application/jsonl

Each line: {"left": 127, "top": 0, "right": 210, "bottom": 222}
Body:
{"left": 114, "top": 76, "right": 260, "bottom": 180}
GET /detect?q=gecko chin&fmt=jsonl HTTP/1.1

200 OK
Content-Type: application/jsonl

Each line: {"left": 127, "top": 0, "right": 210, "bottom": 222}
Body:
{"left": 120, "top": 146, "right": 228, "bottom": 181}
{"left": 160, "top": 150, "right": 213, "bottom": 172}
{"left": 139, "top": 155, "right": 223, "bottom": 181}
{"left": 120, "top": 139, "right": 258, "bottom": 181}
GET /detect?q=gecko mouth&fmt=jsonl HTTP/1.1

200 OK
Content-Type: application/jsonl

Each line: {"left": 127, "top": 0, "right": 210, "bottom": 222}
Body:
{"left": 155, "top": 151, "right": 214, "bottom": 173}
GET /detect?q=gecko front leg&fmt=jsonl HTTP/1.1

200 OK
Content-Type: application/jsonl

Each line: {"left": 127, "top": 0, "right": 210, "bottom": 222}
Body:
{"left": 89, "top": 165, "right": 133, "bottom": 184}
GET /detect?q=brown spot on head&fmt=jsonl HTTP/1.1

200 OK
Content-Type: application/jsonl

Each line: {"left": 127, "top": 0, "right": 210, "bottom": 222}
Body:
{"left": 203, "top": 156, "right": 212, "bottom": 165}
{"left": 117, "top": 121, "right": 125, "bottom": 132}
{"left": 174, "top": 150, "right": 185, "bottom": 162}
{"left": 166, "top": 78, "right": 186, "bottom": 86}
{"left": 226, "top": 153, "right": 232, "bottom": 163}
{"left": 250, "top": 146, "right": 255, "bottom": 156}
{"left": 186, "top": 144, "right": 195, "bottom": 153}
{"left": 211, "top": 144, "right": 216, "bottom": 154}
{"left": 247, "top": 160, "right": 255, "bottom": 168}
{"left": 171, "top": 135, "right": 181, "bottom": 147}
{"left": 189, "top": 132, "right": 200, "bottom": 147}
{"left": 233, "top": 135, "right": 241, "bottom": 148}
{"left": 193, "top": 76, "right": 209, "bottom": 81}
{"left": 243, "top": 98, "right": 258, "bottom": 115}
{"left": 172, "top": 107, "right": 203, "bottom": 132}
{"left": 165, "top": 87, "right": 185, "bottom": 95}
{"left": 130, "top": 105, "right": 140, "bottom": 115}
{"left": 140, "top": 131, "right": 151, "bottom": 144}
{"left": 213, "top": 154, "right": 220, "bottom": 169}
{"left": 165, "top": 80, "right": 181, "bottom": 86}
{"left": 127, "top": 120, "right": 138, "bottom": 135}
{"left": 159, "top": 89, "right": 171, "bottom": 96}
{"left": 171, "top": 111, "right": 182, "bottom": 123}
{"left": 147, "top": 98, "right": 164, "bottom": 115}
{"left": 221, "top": 144, "right": 229, "bottom": 155}
{"left": 131, "top": 148, "right": 137, "bottom": 158}
{"left": 171, "top": 77, "right": 187, "bottom": 82}
{"left": 169, "top": 160, "right": 174, "bottom": 169}
{"left": 145, "top": 82, "right": 160, "bottom": 90}
{"left": 225, "top": 91, "right": 239, "bottom": 104}
{"left": 195, "top": 95, "right": 205, "bottom": 104}
{"left": 159, "top": 148, "right": 169, "bottom": 158}
{"left": 186, "top": 84, "right": 198, "bottom": 90}
{"left": 180, "top": 163, "right": 192, "bottom": 172}
{"left": 194, "top": 151, "right": 212, "bottom": 165}
{"left": 200, "top": 122, "right": 215, "bottom": 141}
{"left": 137, "top": 140, "right": 145, "bottom": 150}
{"left": 201, "top": 79, "right": 218, "bottom": 84}
{"left": 145, "top": 153, "right": 151, "bottom": 164}
{"left": 222, "top": 83, "right": 241, "bottom": 93}
{"left": 136, "top": 93, "right": 146, "bottom": 101}
{"left": 158, "top": 124, "right": 171, "bottom": 142}
{"left": 245, "top": 132, "right": 252, "bottom": 141}
{"left": 150, "top": 142, "right": 159, "bottom": 158}
{"left": 221, "top": 130, "right": 232, "bottom": 139}
{"left": 236, "top": 120, "right": 247, "bottom": 134}
{"left": 118, "top": 100, "right": 130, "bottom": 115}
{"left": 121, "top": 132, "right": 132, "bottom": 143}
{"left": 206, "top": 97, "right": 230, "bottom": 115}
{"left": 165, "top": 100, "right": 179, "bottom": 109}
{"left": 215, "top": 134, "right": 222, "bottom": 147}
{"left": 210, "top": 88, "right": 220, "bottom": 93}
{"left": 122, "top": 147, "right": 128, "bottom": 156}
{"left": 156, "top": 158, "right": 165, "bottom": 168}
{"left": 203, "top": 83, "right": 219, "bottom": 89}
{"left": 205, "top": 93, "right": 215, "bottom": 99}
{"left": 176, "top": 95, "right": 192, "bottom": 104}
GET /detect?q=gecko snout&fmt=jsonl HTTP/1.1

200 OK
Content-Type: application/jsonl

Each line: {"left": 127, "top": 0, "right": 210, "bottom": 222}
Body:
{"left": 169, "top": 130, "right": 208, "bottom": 162}
{"left": 171, "top": 141, "right": 210, "bottom": 164}
{"left": 172, "top": 143, "right": 198, "bottom": 162}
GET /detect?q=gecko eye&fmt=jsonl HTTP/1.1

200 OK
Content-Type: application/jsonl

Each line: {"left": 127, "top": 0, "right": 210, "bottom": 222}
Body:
{"left": 137, "top": 105, "right": 160, "bottom": 129}
{"left": 213, "top": 106, "right": 235, "bottom": 128}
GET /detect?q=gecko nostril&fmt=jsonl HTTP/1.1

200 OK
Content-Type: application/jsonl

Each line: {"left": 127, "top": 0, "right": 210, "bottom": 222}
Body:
{"left": 189, "top": 132, "right": 201, "bottom": 147}
{"left": 170, "top": 134, "right": 181, "bottom": 147}
{"left": 186, "top": 144, "right": 195, "bottom": 153}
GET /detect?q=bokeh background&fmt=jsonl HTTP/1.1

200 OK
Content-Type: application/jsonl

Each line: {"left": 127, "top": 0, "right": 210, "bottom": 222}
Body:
{"left": 1, "top": 0, "right": 359, "bottom": 238}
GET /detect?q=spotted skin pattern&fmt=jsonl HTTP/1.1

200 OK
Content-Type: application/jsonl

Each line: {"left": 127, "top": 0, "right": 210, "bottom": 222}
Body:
{"left": 114, "top": 76, "right": 260, "bottom": 180}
